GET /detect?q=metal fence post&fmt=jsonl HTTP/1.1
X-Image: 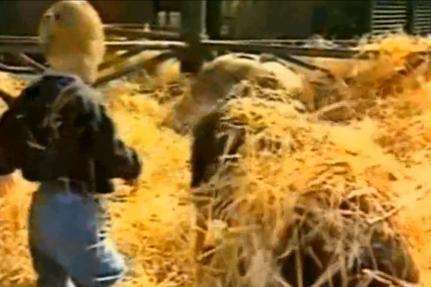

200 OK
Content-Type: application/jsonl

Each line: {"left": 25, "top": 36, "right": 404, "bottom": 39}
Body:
{"left": 181, "top": 0, "right": 208, "bottom": 42}
{"left": 207, "top": 0, "right": 222, "bottom": 39}
{"left": 180, "top": 0, "right": 208, "bottom": 73}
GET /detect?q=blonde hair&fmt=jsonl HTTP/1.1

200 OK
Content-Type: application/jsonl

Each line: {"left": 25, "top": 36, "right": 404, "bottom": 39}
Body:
{"left": 39, "top": 0, "right": 105, "bottom": 83}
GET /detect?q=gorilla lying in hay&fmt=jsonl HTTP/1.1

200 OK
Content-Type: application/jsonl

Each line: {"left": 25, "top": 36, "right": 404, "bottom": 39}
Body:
{"left": 190, "top": 79, "right": 419, "bottom": 287}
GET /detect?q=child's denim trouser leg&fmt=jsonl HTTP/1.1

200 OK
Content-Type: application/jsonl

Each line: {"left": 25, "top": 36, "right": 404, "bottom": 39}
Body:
{"left": 30, "top": 244, "right": 70, "bottom": 287}
{"left": 29, "top": 181, "right": 125, "bottom": 287}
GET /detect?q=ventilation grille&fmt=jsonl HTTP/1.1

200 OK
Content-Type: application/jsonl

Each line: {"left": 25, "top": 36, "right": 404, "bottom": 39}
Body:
{"left": 411, "top": 0, "right": 431, "bottom": 35}
{"left": 371, "top": 0, "right": 407, "bottom": 35}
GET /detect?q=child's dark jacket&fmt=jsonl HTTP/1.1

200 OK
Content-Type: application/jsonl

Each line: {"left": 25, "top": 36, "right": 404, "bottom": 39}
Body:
{"left": 0, "top": 73, "right": 141, "bottom": 193}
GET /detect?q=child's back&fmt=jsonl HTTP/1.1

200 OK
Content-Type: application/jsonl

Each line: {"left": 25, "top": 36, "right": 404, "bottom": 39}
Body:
{"left": 0, "top": 72, "right": 141, "bottom": 287}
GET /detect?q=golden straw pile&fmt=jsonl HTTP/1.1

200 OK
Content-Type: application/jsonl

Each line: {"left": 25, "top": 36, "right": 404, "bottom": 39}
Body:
{"left": 0, "top": 35, "right": 431, "bottom": 286}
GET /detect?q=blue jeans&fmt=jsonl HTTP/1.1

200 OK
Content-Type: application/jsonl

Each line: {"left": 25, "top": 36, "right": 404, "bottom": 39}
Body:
{"left": 29, "top": 180, "right": 125, "bottom": 287}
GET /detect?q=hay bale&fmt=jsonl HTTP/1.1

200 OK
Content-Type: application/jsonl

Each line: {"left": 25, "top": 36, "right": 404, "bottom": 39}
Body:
{"left": 191, "top": 82, "right": 419, "bottom": 287}
{"left": 2, "top": 34, "right": 431, "bottom": 287}
{"left": 168, "top": 54, "right": 305, "bottom": 134}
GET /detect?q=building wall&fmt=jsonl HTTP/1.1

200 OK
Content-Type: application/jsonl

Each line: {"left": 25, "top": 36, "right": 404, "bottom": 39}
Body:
{"left": 231, "top": 0, "right": 371, "bottom": 39}
{"left": 232, "top": 0, "right": 317, "bottom": 38}
{"left": 0, "top": 0, "right": 377, "bottom": 39}
{"left": 0, "top": 0, "right": 155, "bottom": 35}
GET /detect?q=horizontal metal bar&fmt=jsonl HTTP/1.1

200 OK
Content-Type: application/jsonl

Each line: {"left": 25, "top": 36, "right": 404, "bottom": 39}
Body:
{"left": 0, "top": 62, "right": 36, "bottom": 73}
{"left": 373, "top": 5, "right": 406, "bottom": 9}
{"left": 104, "top": 23, "right": 178, "bottom": 32}
{"left": 411, "top": 19, "right": 431, "bottom": 24}
{"left": 371, "top": 26, "right": 404, "bottom": 31}
{"left": 412, "top": 16, "right": 431, "bottom": 20}
{"left": 371, "top": 19, "right": 407, "bottom": 24}
{"left": 17, "top": 53, "right": 46, "bottom": 72}
{"left": 372, "top": 15, "right": 406, "bottom": 20}
{"left": 373, "top": 10, "right": 406, "bottom": 15}
{"left": 200, "top": 40, "right": 377, "bottom": 59}
{"left": 106, "top": 40, "right": 186, "bottom": 51}
{"left": 105, "top": 27, "right": 180, "bottom": 40}
{"left": 0, "top": 35, "right": 39, "bottom": 42}
{"left": 372, "top": 26, "right": 404, "bottom": 31}
{"left": 229, "top": 39, "right": 359, "bottom": 44}
{"left": 1, "top": 36, "right": 429, "bottom": 61}
{"left": 104, "top": 23, "right": 147, "bottom": 29}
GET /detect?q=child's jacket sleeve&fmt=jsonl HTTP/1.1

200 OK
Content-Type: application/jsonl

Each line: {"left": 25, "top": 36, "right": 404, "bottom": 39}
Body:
{"left": 0, "top": 88, "right": 46, "bottom": 176}
{"left": 67, "top": 86, "right": 142, "bottom": 181}
{"left": 0, "top": 105, "right": 22, "bottom": 175}
{"left": 0, "top": 75, "right": 142, "bottom": 189}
